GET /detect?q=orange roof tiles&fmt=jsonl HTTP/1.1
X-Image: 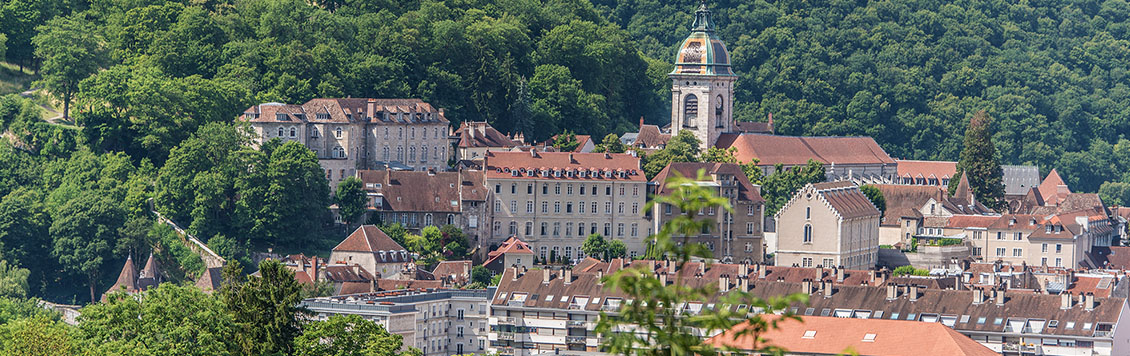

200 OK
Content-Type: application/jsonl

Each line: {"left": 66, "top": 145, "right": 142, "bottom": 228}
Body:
{"left": 333, "top": 225, "right": 406, "bottom": 253}
{"left": 896, "top": 160, "right": 957, "bottom": 181}
{"left": 483, "top": 151, "right": 645, "bottom": 182}
{"left": 706, "top": 316, "right": 997, "bottom": 356}
{"left": 715, "top": 133, "right": 896, "bottom": 166}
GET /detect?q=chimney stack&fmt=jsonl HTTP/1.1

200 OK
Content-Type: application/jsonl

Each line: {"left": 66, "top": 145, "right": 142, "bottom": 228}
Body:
{"left": 312, "top": 257, "right": 319, "bottom": 283}
{"left": 1085, "top": 292, "right": 1096, "bottom": 311}
{"left": 1061, "top": 292, "right": 1074, "bottom": 309}
{"left": 658, "top": 272, "right": 669, "bottom": 286}
{"left": 994, "top": 288, "right": 1006, "bottom": 306}
{"left": 738, "top": 275, "right": 749, "bottom": 292}
{"left": 973, "top": 287, "right": 984, "bottom": 305}
{"left": 719, "top": 274, "right": 730, "bottom": 293}
{"left": 909, "top": 285, "right": 919, "bottom": 302}
{"left": 758, "top": 264, "right": 767, "bottom": 279}
{"left": 510, "top": 266, "right": 518, "bottom": 281}
{"left": 886, "top": 284, "right": 898, "bottom": 300}
{"left": 835, "top": 266, "right": 845, "bottom": 282}
{"left": 596, "top": 269, "right": 604, "bottom": 285}
{"left": 563, "top": 268, "right": 572, "bottom": 285}
{"left": 802, "top": 279, "right": 813, "bottom": 294}
{"left": 822, "top": 280, "right": 833, "bottom": 298}
{"left": 367, "top": 98, "right": 375, "bottom": 119}
{"left": 543, "top": 268, "right": 551, "bottom": 284}
{"left": 739, "top": 263, "right": 749, "bottom": 277}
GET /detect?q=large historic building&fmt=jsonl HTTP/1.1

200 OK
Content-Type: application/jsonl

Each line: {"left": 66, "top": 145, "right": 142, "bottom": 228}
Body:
{"left": 240, "top": 98, "right": 452, "bottom": 188}
{"left": 649, "top": 162, "right": 765, "bottom": 263}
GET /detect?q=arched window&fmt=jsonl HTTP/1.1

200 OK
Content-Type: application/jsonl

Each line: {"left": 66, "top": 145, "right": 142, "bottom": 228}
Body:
{"left": 311, "top": 127, "right": 319, "bottom": 138}
{"left": 333, "top": 147, "right": 345, "bottom": 158}
{"left": 421, "top": 146, "right": 428, "bottom": 162}
{"left": 397, "top": 147, "right": 404, "bottom": 161}
{"left": 509, "top": 222, "right": 517, "bottom": 235}
{"left": 289, "top": 127, "right": 296, "bottom": 137}
{"left": 803, "top": 224, "right": 812, "bottom": 243}
{"left": 424, "top": 213, "right": 433, "bottom": 226}
{"left": 447, "top": 214, "right": 454, "bottom": 225}
{"left": 715, "top": 95, "right": 725, "bottom": 128}
{"left": 335, "top": 127, "right": 343, "bottom": 138}
{"left": 683, "top": 94, "right": 698, "bottom": 127}
{"left": 382, "top": 146, "right": 390, "bottom": 161}
{"left": 434, "top": 146, "right": 440, "bottom": 159}
{"left": 278, "top": 127, "right": 285, "bottom": 136}
{"left": 409, "top": 147, "right": 416, "bottom": 161}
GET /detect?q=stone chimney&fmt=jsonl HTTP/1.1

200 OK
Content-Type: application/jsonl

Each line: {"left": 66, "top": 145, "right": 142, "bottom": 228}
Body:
{"left": 835, "top": 266, "right": 845, "bottom": 282}
{"left": 908, "top": 285, "right": 919, "bottom": 302}
{"left": 543, "top": 268, "right": 551, "bottom": 284}
{"left": 596, "top": 269, "right": 604, "bottom": 285}
{"left": 757, "top": 264, "right": 767, "bottom": 279}
{"left": 719, "top": 274, "right": 730, "bottom": 293}
{"left": 737, "top": 275, "right": 749, "bottom": 292}
{"left": 738, "top": 263, "right": 749, "bottom": 277}
{"left": 801, "top": 279, "right": 813, "bottom": 295}
{"left": 995, "top": 288, "right": 1006, "bottom": 306}
{"left": 658, "top": 272, "right": 669, "bottom": 286}
{"left": 367, "top": 98, "right": 376, "bottom": 119}
{"left": 563, "top": 268, "right": 572, "bottom": 285}
{"left": 822, "top": 280, "right": 833, "bottom": 298}
{"left": 886, "top": 284, "right": 898, "bottom": 300}
{"left": 509, "top": 266, "right": 518, "bottom": 281}
{"left": 1061, "top": 292, "right": 1074, "bottom": 309}
{"left": 1085, "top": 292, "right": 1096, "bottom": 311}
{"left": 973, "top": 287, "right": 984, "bottom": 305}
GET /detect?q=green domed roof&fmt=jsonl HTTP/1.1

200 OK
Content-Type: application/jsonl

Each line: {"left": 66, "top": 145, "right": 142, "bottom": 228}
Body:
{"left": 671, "top": 1, "right": 735, "bottom": 77}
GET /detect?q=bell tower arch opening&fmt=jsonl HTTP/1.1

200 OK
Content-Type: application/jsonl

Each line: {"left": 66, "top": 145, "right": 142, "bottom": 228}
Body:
{"left": 669, "top": 1, "right": 737, "bottom": 153}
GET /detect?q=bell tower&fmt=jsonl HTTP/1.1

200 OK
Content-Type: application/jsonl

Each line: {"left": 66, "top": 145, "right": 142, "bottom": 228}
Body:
{"left": 669, "top": 1, "right": 736, "bottom": 153}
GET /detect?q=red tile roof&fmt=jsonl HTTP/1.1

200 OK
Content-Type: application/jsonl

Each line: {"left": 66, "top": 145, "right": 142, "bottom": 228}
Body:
{"left": 1038, "top": 169, "right": 1070, "bottom": 206}
{"left": 871, "top": 184, "right": 946, "bottom": 225}
{"left": 706, "top": 316, "right": 997, "bottom": 356}
{"left": 432, "top": 260, "right": 472, "bottom": 284}
{"left": 455, "top": 121, "right": 518, "bottom": 148}
{"left": 105, "top": 256, "right": 140, "bottom": 298}
{"left": 485, "top": 237, "right": 534, "bottom": 267}
{"left": 333, "top": 225, "right": 406, "bottom": 253}
{"left": 715, "top": 133, "right": 896, "bottom": 166}
{"left": 895, "top": 160, "right": 957, "bottom": 182}
{"left": 357, "top": 170, "right": 462, "bottom": 213}
{"left": 633, "top": 125, "right": 671, "bottom": 149}
{"left": 810, "top": 182, "right": 881, "bottom": 219}
{"left": 483, "top": 151, "right": 645, "bottom": 182}
{"left": 945, "top": 215, "right": 1000, "bottom": 229}
{"left": 242, "top": 98, "right": 447, "bottom": 124}
{"left": 650, "top": 162, "right": 764, "bottom": 202}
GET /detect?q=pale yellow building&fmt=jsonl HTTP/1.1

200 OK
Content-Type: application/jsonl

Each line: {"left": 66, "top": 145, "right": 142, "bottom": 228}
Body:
{"left": 774, "top": 181, "right": 881, "bottom": 270}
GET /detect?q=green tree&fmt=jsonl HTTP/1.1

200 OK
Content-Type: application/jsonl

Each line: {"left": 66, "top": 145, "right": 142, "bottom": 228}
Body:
{"left": 79, "top": 284, "right": 239, "bottom": 355}
{"left": 32, "top": 15, "right": 105, "bottom": 120}
{"left": 0, "top": 260, "right": 29, "bottom": 298}
{"left": 334, "top": 177, "right": 367, "bottom": 226}
{"left": 380, "top": 223, "right": 409, "bottom": 247}
{"left": 440, "top": 225, "right": 469, "bottom": 260}
{"left": 0, "top": 314, "right": 75, "bottom": 356}
{"left": 50, "top": 191, "right": 125, "bottom": 303}
{"left": 597, "top": 169, "right": 806, "bottom": 356}
{"left": 859, "top": 185, "right": 886, "bottom": 219}
{"left": 761, "top": 160, "right": 826, "bottom": 215}
{"left": 702, "top": 147, "right": 738, "bottom": 164}
{"left": 0, "top": 188, "right": 51, "bottom": 292}
{"left": 241, "top": 141, "right": 331, "bottom": 245}
{"left": 294, "top": 314, "right": 418, "bottom": 356}
{"left": 956, "top": 112, "right": 1005, "bottom": 210}
{"left": 220, "top": 260, "right": 306, "bottom": 355}
{"left": 1099, "top": 182, "right": 1130, "bottom": 207}
{"left": 581, "top": 234, "right": 606, "bottom": 260}
{"left": 594, "top": 133, "right": 627, "bottom": 154}
{"left": 642, "top": 131, "right": 701, "bottom": 178}
{"left": 604, "top": 240, "right": 627, "bottom": 259}
{"left": 471, "top": 266, "right": 491, "bottom": 286}
{"left": 892, "top": 265, "right": 929, "bottom": 276}
{"left": 553, "top": 130, "right": 581, "bottom": 152}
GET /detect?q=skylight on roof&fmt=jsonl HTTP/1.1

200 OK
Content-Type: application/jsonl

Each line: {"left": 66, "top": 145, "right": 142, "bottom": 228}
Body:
{"left": 862, "top": 333, "right": 877, "bottom": 343}
{"left": 802, "top": 330, "right": 817, "bottom": 339}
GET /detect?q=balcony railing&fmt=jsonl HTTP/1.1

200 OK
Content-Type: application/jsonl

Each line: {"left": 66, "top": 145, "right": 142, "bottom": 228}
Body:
{"left": 497, "top": 332, "right": 515, "bottom": 341}
{"left": 565, "top": 336, "right": 586, "bottom": 344}
{"left": 1001, "top": 343, "right": 1039, "bottom": 354}
{"left": 566, "top": 320, "right": 586, "bottom": 328}
{"left": 497, "top": 317, "right": 515, "bottom": 325}
{"left": 1094, "top": 330, "right": 1114, "bottom": 338}
{"left": 567, "top": 304, "right": 585, "bottom": 310}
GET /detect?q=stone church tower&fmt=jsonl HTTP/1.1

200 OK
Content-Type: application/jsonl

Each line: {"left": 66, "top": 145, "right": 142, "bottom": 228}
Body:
{"left": 669, "top": 1, "right": 736, "bottom": 153}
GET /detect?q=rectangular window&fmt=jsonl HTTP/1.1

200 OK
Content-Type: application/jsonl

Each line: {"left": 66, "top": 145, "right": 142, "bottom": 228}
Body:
{"left": 746, "top": 223, "right": 754, "bottom": 234}
{"left": 1056, "top": 244, "right": 1062, "bottom": 253}
{"left": 494, "top": 200, "right": 501, "bottom": 213}
{"left": 542, "top": 202, "right": 548, "bottom": 213}
{"left": 510, "top": 201, "right": 517, "bottom": 212}
{"left": 996, "top": 248, "right": 1005, "bottom": 257}
{"left": 617, "top": 223, "right": 625, "bottom": 237}
{"left": 631, "top": 223, "right": 638, "bottom": 237}
{"left": 580, "top": 186, "right": 586, "bottom": 195}
{"left": 606, "top": 186, "right": 612, "bottom": 195}
{"left": 579, "top": 201, "right": 585, "bottom": 213}
{"left": 554, "top": 202, "right": 561, "bottom": 213}
{"left": 566, "top": 203, "right": 573, "bottom": 213}
{"left": 1013, "top": 248, "right": 1022, "bottom": 257}
{"left": 604, "top": 223, "right": 611, "bottom": 236}
{"left": 528, "top": 184, "right": 533, "bottom": 194}
{"left": 567, "top": 185, "right": 573, "bottom": 195}
{"left": 511, "top": 184, "right": 516, "bottom": 194}
{"left": 526, "top": 201, "right": 534, "bottom": 213}
{"left": 1042, "top": 243, "right": 1048, "bottom": 253}
{"left": 591, "top": 202, "right": 597, "bottom": 214}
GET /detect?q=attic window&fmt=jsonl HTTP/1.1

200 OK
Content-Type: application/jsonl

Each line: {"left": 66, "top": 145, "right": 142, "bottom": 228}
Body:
{"left": 862, "top": 333, "right": 876, "bottom": 342}
{"left": 317, "top": 113, "right": 330, "bottom": 120}
{"left": 1048, "top": 320, "right": 1059, "bottom": 328}
{"left": 276, "top": 113, "right": 288, "bottom": 120}
{"left": 801, "top": 330, "right": 817, "bottom": 339}
{"left": 545, "top": 295, "right": 554, "bottom": 302}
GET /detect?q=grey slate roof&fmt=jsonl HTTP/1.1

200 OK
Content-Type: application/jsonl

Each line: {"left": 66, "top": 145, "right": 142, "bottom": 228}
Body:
{"left": 1002, "top": 165, "right": 1040, "bottom": 196}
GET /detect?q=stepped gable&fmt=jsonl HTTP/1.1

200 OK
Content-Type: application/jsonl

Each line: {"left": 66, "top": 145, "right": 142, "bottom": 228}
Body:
{"left": 812, "top": 181, "right": 881, "bottom": 220}
{"left": 333, "top": 225, "right": 405, "bottom": 253}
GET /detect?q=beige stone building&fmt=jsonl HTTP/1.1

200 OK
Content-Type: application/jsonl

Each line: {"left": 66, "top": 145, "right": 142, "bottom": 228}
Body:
{"left": 353, "top": 169, "right": 489, "bottom": 245}
{"left": 774, "top": 181, "right": 881, "bottom": 270}
{"left": 329, "top": 225, "right": 412, "bottom": 280}
{"left": 650, "top": 162, "right": 765, "bottom": 263}
{"left": 240, "top": 98, "right": 452, "bottom": 189}
{"left": 482, "top": 151, "right": 649, "bottom": 260}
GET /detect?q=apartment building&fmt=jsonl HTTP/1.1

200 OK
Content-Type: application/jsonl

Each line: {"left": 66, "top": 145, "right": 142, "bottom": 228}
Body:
{"left": 303, "top": 288, "right": 493, "bottom": 356}
{"left": 650, "top": 162, "right": 765, "bottom": 263}
{"left": 775, "top": 181, "right": 881, "bottom": 270}
{"left": 489, "top": 260, "right": 1130, "bottom": 356}
{"left": 482, "top": 151, "right": 650, "bottom": 259}
{"left": 240, "top": 98, "right": 451, "bottom": 188}
{"left": 355, "top": 169, "right": 489, "bottom": 242}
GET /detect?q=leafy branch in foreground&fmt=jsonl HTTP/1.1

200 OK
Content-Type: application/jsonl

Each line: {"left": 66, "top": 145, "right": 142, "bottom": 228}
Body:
{"left": 596, "top": 169, "right": 807, "bottom": 356}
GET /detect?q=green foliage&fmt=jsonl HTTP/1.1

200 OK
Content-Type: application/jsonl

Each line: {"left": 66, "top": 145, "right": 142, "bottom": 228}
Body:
{"left": 702, "top": 147, "right": 737, "bottom": 164}
{"left": 334, "top": 177, "right": 367, "bottom": 226}
{"left": 0, "top": 188, "right": 51, "bottom": 292}
{"left": 594, "top": 133, "right": 627, "bottom": 154}
{"left": 552, "top": 130, "right": 581, "bottom": 152}
{"left": 581, "top": 234, "right": 627, "bottom": 261}
{"left": 471, "top": 266, "right": 491, "bottom": 286}
{"left": 79, "top": 284, "right": 239, "bottom": 355}
{"left": 957, "top": 112, "right": 1005, "bottom": 210}
{"left": 32, "top": 15, "right": 105, "bottom": 120}
{"left": 0, "top": 297, "right": 56, "bottom": 325}
{"left": 1099, "top": 182, "right": 1130, "bottom": 207}
{"left": 859, "top": 185, "right": 886, "bottom": 219}
{"left": 0, "top": 260, "right": 29, "bottom": 298}
{"left": 642, "top": 131, "right": 700, "bottom": 178}
{"left": 598, "top": 169, "right": 806, "bottom": 356}
{"left": 0, "top": 314, "right": 75, "bottom": 356}
{"left": 294, "top": 314, "right": 418, "bottom": 356}
{"left": 220, "top": 259, "right": 307, "bottom": 355}
{"left": 49, "top": 191, "right": 124, "bottom": 303}
{"left": 892, "top": 265, "right": 929, "bottom": 277}
{"left": 380, "top": 223, "right": 409, "bottom": 247}
{"left": 439, "top": 224, "right": 470, "bottom": 260}
{"left": 149, "top": 222, "right": 205, "bottom": 281}
{"left": 761, "top": 160, "right": 826, "bottom": 215}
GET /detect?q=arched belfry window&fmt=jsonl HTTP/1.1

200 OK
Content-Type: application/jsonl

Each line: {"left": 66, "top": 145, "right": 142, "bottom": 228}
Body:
{"left": 683, "top": 94, "right": 698, "bottom": 128}
{"left": 715, "top": 95, "right": 725, "bottom": 128}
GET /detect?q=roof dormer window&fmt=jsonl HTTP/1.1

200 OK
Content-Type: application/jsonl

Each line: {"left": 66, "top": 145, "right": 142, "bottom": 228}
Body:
{"left": 276, "top": 113, "right": 288, "bottom": 121}
{"left": 317, "top": 113, "right": 329, "bottom": 120}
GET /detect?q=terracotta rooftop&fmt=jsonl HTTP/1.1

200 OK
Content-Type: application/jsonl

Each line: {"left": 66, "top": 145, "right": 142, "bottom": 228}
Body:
{"left": 871, "top": 184, "right": 947, "bottom": 226}
{"left": 104, "top": 255, "right": 141, "bottom": 299}
{"left": 633, "top": 124, "right": 671, "bottom": 149}
{"left": 715, "top": 133, "right": 896, "bottom": 166}
{"left": 805, "top": 182, "right": 881, "bottom": 220}
{"left": 432, "top": 261, "right": 472, "bottom": 284}
{"left": 484, "top": 236, "right": 534, "bottom": 268}
{"left": 1091, "top": 246, "right": 1130, "bottom": 270}
{"left": 707, "top": 316, "right": 997, "bottom": 356}
{"left": 650, "top": 162, "right": 764, "bottom": 202}
{"left": 357, "top": 170, "right": 467, "bottom": 213}
{"left": 1038, "top": 169, "right": 1071, "bottom": 206}
{"left": 332, "top": 225, "right": 407, "bottom": 253}
{"left": 483, "top": 151, "right": 645, "bottom": 182}
{"left": 895, "top": 160, "right": 956, "bottom": 183}
{"left": 455, "top": 121, "right": 519, "bottom": 149}
{"left": 241, "top": 98, "right": 447, "bottom": 124}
